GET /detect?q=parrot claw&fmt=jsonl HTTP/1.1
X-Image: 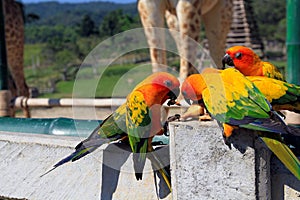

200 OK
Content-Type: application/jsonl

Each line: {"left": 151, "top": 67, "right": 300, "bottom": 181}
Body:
{"left": 223, "top": 135, "right": 232, "bottom": 150}
{"left": 167, "top": 114, "right": 181, "bottom": 122}
{"left": 162, "top": 114, "right": 181, "bottom": 136}
{"left": 167, "top": 99, "right": 180, "bottom": 106}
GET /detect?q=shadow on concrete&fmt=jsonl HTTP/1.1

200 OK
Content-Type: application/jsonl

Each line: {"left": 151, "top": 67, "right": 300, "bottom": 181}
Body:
{"left": 271, "top": 155, "right": 300, "bottom": 199}
{"left": 150, "top": 146, "right": 171, "bottom": 199}
{"left": 228, "top": 129, "right": 300, "bottom": 199}
{"left": 100, "top": 143, "right": 171, "bottom": 200}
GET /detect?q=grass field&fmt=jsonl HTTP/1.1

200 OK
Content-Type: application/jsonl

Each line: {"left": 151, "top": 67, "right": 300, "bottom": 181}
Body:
{"left": 31, "top": 62, "right": 155, "bottom": 98}
{"left": 23, "top": 43, "right": 287, "bottom": 98}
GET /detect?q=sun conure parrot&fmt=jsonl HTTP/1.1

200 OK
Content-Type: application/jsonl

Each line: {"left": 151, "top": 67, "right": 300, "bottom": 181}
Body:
{"left": 222, "top": 46, "right": 284, "bottom": 81}
{"left": 42, "top": 72, "right": 180, "bottom": 190}
{"left": 222, "top": 46, "right": 300, "bottom": 115}
{"left": 181, "top": 67, "right": 300, "bottom": 180}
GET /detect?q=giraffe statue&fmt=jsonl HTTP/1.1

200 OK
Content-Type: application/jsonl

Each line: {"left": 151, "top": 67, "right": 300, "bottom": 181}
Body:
{"left": 138, "top": 0, "right": 233, "bottom": 80}
{"left": 3, "top": 0, "right": 30, "bottom": 117}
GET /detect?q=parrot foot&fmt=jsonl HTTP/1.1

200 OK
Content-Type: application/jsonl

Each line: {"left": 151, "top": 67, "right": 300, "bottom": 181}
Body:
{"left": 223, "top": 135, "right": 232, "bottom": 150}
{"left": 181, "top": 104, "right": 204, "bottom": 120}
{"left": 162, "top": 114, "right": 181, "bottom": 136}
{"left": 199, "top": 113, "right": 212, "bottom": 121}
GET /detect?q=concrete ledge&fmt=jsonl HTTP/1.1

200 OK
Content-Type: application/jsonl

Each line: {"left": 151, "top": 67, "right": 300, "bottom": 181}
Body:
{"left": 0, "top": 131, "right": 171, "bottom": 200}
{"left": 1, "top": 120, "right": 300, "bottom": 200}
{"left": 169, "top": 121, "right": 300, "bottom": 200}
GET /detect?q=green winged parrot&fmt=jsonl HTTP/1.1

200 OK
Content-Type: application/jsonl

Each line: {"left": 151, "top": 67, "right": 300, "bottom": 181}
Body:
{"left": 42, "top": 72, "right": 181, "bottom": 191}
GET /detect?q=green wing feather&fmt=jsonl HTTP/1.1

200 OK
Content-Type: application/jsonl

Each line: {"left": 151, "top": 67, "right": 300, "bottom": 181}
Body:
{"left": 202, "top": 68, "right": 271, "bottom": 124}
{"left": 41, "top": 103, "right": 128, "bottom": 176}
{"left": 247, "top": 76, "right": 300, "bottom": 113}
{"left": 261, "top": 136, "right": 300, "bottom": 180}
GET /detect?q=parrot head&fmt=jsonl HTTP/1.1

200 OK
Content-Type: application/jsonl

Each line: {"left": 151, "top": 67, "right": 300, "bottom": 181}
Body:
{"left": 135, "top": 72, "right": 180, "bottom": 106}
{"left": 222, "top": 46, "right": 261, "bottom": 75}
{"left": 181, "top": 74, "right": 207, "bottom": 105}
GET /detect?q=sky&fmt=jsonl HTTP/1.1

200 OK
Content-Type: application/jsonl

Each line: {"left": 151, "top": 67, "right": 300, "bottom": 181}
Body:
{"left": 22, "top": 0, "right": 135, "bottom": 4}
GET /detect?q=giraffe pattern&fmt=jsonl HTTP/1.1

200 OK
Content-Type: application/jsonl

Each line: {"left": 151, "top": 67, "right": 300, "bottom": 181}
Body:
{"left": 138, "top": 0, "right": 233, "bottom": 80}
{"left": 4, "top": 0, "right": 30, "bottom": 117}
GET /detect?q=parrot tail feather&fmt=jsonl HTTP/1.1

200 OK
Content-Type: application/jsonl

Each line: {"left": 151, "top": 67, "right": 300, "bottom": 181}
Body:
{"left": 261, "top": 136, "right": 300, "bottom": 180}
{"left": 40, "top": 137, "right": 118, "bottom": 177}
{"left": 147, "top": 149, "right": 172, "bottom": 192}
{"left": 40, "top": 146, "right": 96, "bottom": 177}
{"left": 286, "top": 125, "right": 300, "bottom": 137}
{"left": 133, "top": 153, "right": 146, "bottom": 181}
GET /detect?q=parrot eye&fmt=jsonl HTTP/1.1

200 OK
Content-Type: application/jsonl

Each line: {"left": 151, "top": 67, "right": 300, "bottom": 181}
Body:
{"left": 164, "top": 80, "right": 173, "bottom": 87}
{"left": 235, "top": 52, "right": 242, "bottom": 59}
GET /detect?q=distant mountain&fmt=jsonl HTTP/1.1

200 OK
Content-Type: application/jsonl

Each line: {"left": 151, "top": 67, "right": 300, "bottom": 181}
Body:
{"left": 24, "top": 1, "right": 138, "bottom": 27}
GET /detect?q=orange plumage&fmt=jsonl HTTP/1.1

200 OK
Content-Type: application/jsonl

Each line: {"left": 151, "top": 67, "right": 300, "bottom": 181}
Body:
{"left": 222, "top": 46, "right": 284, "bottom": 80}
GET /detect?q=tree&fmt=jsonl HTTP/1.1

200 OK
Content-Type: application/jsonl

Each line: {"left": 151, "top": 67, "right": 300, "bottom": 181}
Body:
{"left": 99, "top": 9, "right": 135, "bottom": 37}
{"left": 252, "top": 0, "right": 286, "bottom": 42}
{"left": 77, "top": 14, "right": 96, "bottom": 37}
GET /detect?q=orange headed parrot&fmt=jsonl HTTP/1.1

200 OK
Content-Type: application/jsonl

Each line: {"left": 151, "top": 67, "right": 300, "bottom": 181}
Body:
{"left": 181, "top": 68, "right": 300, "bottom": 180}
{"left": 222, "top": 46, "right": 284, "bottom": 80}
{"left": 222, "top": 46, "right": 300, "bottom": 114}
{"left": 42, "top": 72, "right": 180, "bottom": 190}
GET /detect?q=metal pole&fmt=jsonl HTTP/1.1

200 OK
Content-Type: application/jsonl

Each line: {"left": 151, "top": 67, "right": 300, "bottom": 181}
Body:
{"left": 287, "top": 0, "right": 300, "bottom": 85}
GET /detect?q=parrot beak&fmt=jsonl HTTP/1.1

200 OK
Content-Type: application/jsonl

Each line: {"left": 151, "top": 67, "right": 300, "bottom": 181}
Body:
{"left": 167, "top": 88, "right": 180, "bottom": 106}
{"left": 222, "top": 53, "right": 234, "bottom": 69}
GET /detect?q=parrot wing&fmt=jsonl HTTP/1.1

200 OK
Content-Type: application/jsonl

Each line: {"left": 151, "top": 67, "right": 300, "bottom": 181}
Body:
{"left": 247, "top": 76, "right": 300, "bottom": 113}
{"left": 201, "top": 69, "right": 298, "bottom": 135}
{"left": 41, "top": 104, "right": 128, "bottom": 177}
{"left": 202, "top": 68, "right": 271, "bottom": 125}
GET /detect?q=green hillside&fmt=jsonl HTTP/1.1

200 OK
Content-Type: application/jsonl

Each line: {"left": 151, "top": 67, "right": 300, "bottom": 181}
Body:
{"left": 22, "top": 0, "right": 286, "bottom": 98}
{"left": 24, "top": 1, "right": 137, "bottom": 27}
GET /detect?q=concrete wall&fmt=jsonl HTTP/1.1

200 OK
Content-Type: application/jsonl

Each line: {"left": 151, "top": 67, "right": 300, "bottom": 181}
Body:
{"left": 0, "top": 120, "right": 299, "bottom": 199}
{"left": 169, "top": 121, "right": 300, "bottom": 200}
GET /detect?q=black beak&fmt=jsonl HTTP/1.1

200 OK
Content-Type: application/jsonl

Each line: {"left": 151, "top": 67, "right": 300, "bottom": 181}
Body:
{"left": 222, "top": 53, "right": 234, "bottom": 69}
{"left": 167, "top": 88, "right": 180, "bottom": 106}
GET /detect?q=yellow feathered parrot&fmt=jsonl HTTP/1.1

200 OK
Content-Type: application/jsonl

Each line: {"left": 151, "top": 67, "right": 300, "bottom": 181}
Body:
{"left": 42, "top": 72, "right": 180, "bottom": 190}
{"left": 222, "top": 46, "right": 284, "bottom": 80}
{"left": 181, "top": 68, "right": 300, "bottom": 180}
{"left": 222, "top": 46, "right": 300, "bottom": 114}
